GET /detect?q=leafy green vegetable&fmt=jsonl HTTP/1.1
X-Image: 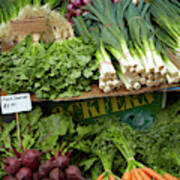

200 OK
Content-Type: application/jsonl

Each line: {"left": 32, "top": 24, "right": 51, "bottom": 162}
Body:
{"left": 0, "top": 106, "right": 76, "bottom": 178}
{"left": 128, "top": 100, "right": 180, "bottom": 177}
{"left": 36, "top": 113, "right": 74, "bottom": 151}
{"left": 0, "top": 37, "right": 98, "bottom": 99}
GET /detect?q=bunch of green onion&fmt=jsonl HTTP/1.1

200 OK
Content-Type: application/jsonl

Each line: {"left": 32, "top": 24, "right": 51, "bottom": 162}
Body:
{"left": 85, "top": 0, "right": 180, "bottom": 92}
{"left": 96, "top": 41, "right": 121, "bottom": 93}
{"left": 148, "top": 0, "right": 180, "bottom": 56}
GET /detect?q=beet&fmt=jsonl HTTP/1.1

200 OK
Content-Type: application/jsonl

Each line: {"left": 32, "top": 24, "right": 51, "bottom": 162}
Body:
{"left": 4, "top": 157, "right": 21, "bottom": 175}
{"left": 21, "top": 149, "right": 41, "bottom": 170}
{"left": 38, "top": 160, "right": 54, "bottom": 178}
{"left": 65, "top": 166, "right": 86, "bottom": 180}
{"left": 55, "top": 156, "right": 69, "bottom": 169}
{"left": 33, "top": 172, "right": 39, "bottom": 180}
{"left": 16, "top": 167, "right": 32, "bottom": 180}
{"left": 49, "top": 168, "right": 64, "bottom": 180}
{"left": 4, "top": 176, "right": 16, "bottom": 180}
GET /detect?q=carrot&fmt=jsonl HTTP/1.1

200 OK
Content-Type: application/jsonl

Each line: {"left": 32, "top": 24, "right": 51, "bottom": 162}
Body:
{"left": 164, "top": 173, "right": 178, "bottom": 180}
{"left": 133, "top": 168, "right": 143, "bottom": 180}
{"left": 131, "top": 169, "right": 137, "bottom": 180}
{"left": 164, "top": 173, "right": 174, "bottom": 180}
{"left": 122, "top": 171, "right": 131, "bottom": 180}
{"left": 97, "top": 174, "right": 105, "bottom": 180}
{"left": 142, "top": 167, "right": 164, "bottom": 180}
{"left": 138, "top": 168, "right": 151, "bottom": 180}
{"left": 108, "top": 174, "right": 115, "bottom": 180}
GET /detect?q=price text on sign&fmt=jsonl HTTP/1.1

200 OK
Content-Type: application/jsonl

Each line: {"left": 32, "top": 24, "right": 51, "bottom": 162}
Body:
{"left": 1, "top": 93, "right": 32, "bottom": 114}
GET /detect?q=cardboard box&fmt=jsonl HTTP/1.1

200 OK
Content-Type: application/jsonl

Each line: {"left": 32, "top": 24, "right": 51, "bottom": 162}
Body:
{"left": 10, "top": 17, "right": 47, "bottom": 36}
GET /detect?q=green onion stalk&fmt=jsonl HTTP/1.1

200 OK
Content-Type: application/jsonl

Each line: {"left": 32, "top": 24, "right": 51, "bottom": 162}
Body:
{"left": 149, "top": 0, "right": 180, "bottom": 55}
{"left": 86, "top": 0, "right": 137, "bottom": 71}
{"left": 125, "top": 2, "right": 157, "bottom": 78}
{"left": 124, "top": 0, "right": 180, "bottom": 87}
{"left": 86, "top": 0, "right": 143, "bottom": 90}
{"left": 74, "top": 15, "right": 121, "bottom": 93}
{"left": 96, "top": 41, "right": 121, "bottom": 93}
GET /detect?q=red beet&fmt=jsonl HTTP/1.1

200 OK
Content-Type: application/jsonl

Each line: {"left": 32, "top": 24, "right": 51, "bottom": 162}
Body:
{"left": 38, "top": 160, "right": 54, "bottom": 178}
{"left": 21, "top": 149, "right": 41, "bottom": 170}
{"left": 16, "top": 167, "right": 32, "bottom": 180}
{"left": 49, "top": 168, "right": 64, "bottom": 180}
{"left": 4, "top": 176, "right": 16, "bottom": 180}
{"left": 4, "top": 157, "right": 21, "bottom": 175}
{"left": 65, "top": 166, "right": 86, "bottom": 180}
{"left": 33, "top": 172, "right": 39, "bottom": 180}
{"left": 55, "top": 156, "right": 69, "bottom": 169}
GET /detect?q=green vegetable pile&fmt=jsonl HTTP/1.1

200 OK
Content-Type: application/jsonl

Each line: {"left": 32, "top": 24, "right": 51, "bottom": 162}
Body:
{"left": 1, "top": 99, "right": 180, "bottom": 179}
{"left": 0, "top": 106, "right": 75, "bottom": 178}
{"left": 134, "top": 99, "right": 180, "bottom": 177}
{"left": 0, "top": 37, "right": 99, "bottom": 99}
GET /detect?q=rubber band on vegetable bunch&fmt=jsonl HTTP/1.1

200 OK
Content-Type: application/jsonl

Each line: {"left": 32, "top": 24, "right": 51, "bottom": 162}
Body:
{"left": 107, "top": 126, "right": 179, "bottom": 180}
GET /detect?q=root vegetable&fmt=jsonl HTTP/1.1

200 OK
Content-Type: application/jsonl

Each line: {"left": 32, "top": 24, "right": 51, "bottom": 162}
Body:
{"left": 16, "top": 167, "right": 32, "bottom": 180}
{"left": 4, "top": 157, "right": 21, "bottom": 175}
{"left": 33, "top": 172, "right": 40, "bottom": 180}
{"left": 49, "top": 168, "right": 64, "bottom": 180}
{"left": 55, "top": 156, "right": 69, "bottom": 169}
{"left": 65, "top": 166, "right": 86, "bottom": 180}
{"left": 21, "top": 149, "right": 41, "bottom": 170}
{"left": 39, "top": 160, "right": 54, "bottom": 178}
{"left": 4, "top": 176, "right": 16, "bottom": 180}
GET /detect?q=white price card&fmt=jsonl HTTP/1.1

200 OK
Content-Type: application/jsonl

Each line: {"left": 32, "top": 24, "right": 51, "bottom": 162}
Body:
{"left": 1, "top": 93, "right": 32, "bottom": 114}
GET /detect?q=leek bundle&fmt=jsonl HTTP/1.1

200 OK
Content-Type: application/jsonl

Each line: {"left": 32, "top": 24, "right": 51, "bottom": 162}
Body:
{"left": 75, "top": 0, "right": 180, "bottom": 92}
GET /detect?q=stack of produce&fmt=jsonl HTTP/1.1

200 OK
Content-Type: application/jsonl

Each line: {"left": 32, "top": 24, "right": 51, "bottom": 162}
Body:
{"left": 66, "top": 0, "right": 91, "bottom": 23}
{"left": 106, "top": 124, "right": 178, "bottom": 180}
{"left": 74, "top": 0, "right": 180, "bottom": 93}
{"left": 0, "top": 36, "right": 98, "bottom": 99}
{"left": 96, "top": 41, "right": 121, "bottom": 93}
{"left": 3, "top": 149, "right": 86, "bottom": 180}
{"left": 0, "top": 0, "right": 73, "bottom": 44}
{"left": 66, "top": 100, "right": 180, "bottom": 179}
{"left": 148, "top": 0, "right": 180, "bottom": 56}
{"left": 1, "top": 101, "right": 180, "bottom": 179}
{"left": 0, "top": 107, "right": 87, "bottom": 179}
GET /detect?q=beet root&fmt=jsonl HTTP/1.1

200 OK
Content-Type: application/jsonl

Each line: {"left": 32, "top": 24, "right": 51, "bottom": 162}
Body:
{"left": 21, "top": 149, "right": 41, "bottom": 170}
{"left": 65, "top": 166, "right": 86, "bottom": 180}
{"left": 38, "top": 160, "right": 54, "bottom": 178}
{"left": 4, "top": 157, "right": 21, "bottom": 175}
{"left": 49, "top": 168, "right": 64, "bottom": 180}
{"left": 33, "top": 172, "right": 40, "bottom": 180}
{"left": 4, "top": 176, "right": 16, "bottom": 180}
{"left": 55, "top": 156, "right": 69, "bottom": 169}
{"left": 16, "top": 167, "right": 32, "bottom": 180}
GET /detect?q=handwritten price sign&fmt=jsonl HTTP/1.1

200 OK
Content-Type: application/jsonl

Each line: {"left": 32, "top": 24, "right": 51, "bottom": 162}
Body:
{"left": 1, "top": 93, "right": 32, "bottom": 114}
